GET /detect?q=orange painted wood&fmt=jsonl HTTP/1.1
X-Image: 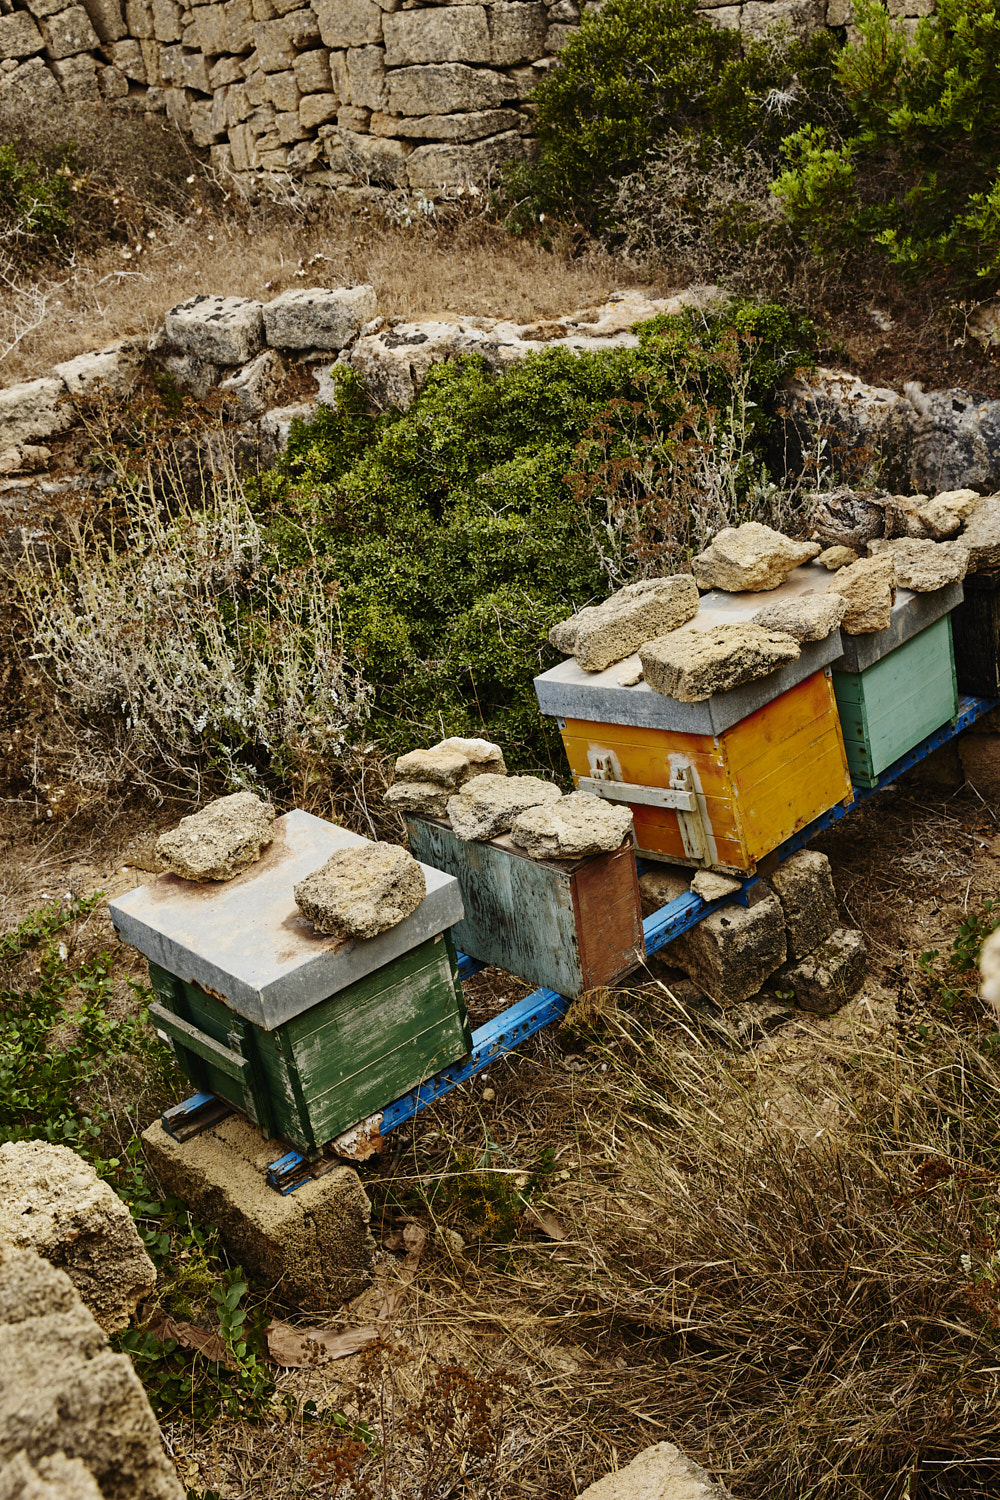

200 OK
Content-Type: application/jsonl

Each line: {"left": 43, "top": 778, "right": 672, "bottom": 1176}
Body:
{"left": 558, "top": 669, "right": 851, "bottom": 873}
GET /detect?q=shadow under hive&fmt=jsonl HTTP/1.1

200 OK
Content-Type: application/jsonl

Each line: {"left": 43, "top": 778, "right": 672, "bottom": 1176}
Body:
{"left": 109, "top": 811, "right": 471, "bottom": 1156}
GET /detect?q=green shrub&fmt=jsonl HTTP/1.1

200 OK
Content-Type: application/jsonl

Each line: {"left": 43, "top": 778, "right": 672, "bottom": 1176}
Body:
{"left": 262, "top": 300, "right": 817, "bottom": 770}
{"left": 0, "top": 139, "right": 71, "bottom": 257}
{"left": 773, "top": 0, "right": 1000, "bottom": 285}
{"left": 505, "top": 0, "right": 845, "bottom": 232}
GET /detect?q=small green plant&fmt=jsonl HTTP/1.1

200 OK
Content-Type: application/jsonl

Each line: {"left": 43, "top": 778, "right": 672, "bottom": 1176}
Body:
{"left": 0, "top": 140, "right": 71, "bottom": 254}
{"left": 918, "top": 900, "right": 1000, "bottom": 1016}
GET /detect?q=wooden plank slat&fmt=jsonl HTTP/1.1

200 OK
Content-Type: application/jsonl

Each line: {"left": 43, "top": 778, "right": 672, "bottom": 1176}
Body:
{"left": 148, "top": 1002, "right": 251, "bottom": 1084}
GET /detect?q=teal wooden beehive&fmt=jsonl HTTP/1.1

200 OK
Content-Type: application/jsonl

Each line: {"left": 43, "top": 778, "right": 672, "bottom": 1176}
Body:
{"left": 832, "top": 613, "right": 959, "bottom": 787}
{"left": 109, "top": 811, "right": 471, "bottom": 1155}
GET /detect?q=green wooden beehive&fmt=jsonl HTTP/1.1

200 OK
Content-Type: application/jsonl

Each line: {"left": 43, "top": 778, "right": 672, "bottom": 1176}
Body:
{"left": 832, "top": 614, "right": 958, "bottom": 787}
{"left": 109, "top": 811, "right": 471, "bottom": 1155}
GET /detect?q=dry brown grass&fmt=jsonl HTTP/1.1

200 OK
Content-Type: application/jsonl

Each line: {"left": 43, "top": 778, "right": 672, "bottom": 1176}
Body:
{"left": 0, "top": 201, "right": 630, "bottom": 385}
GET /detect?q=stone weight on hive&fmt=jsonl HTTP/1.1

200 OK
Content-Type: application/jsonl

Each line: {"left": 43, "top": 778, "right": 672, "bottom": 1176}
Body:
{"left": 109, "top": 811, "right": 469, "bottom": 1157}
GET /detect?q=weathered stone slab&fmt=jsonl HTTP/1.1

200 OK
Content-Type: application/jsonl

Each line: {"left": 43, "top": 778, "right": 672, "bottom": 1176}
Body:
{"left": 487, "top": 1, "right": 547, "bottom": 64}
{"left": 142, "top": 1116, "right": 374, "bottom": 1309}
{"left": 262, "top": 284, "right": 377, "bottom": 350}
{"left": 52, "top": 54, "right": 100, "bottom": 100}
{"left": 917, "top": 487, "right": 983, "bottom": 539}
{"left": 867, "top": 536, "right": 969, "bottom": 591}
{"left": 578, "top": 1441, "right": 733, "bottom": 1500}
{"left": 447, "top": 772, "right": 561, "bottom": 840}
{"left": 781, "top": 927, "right": 867, "bottom": 1014}
{"left": 0, "top": 12, "right": 44, "bottom": 57}
{"left": 165, "top": 294, "right": 264, "bottom": 366}
{"left": 825, "top": 553, "right": 896, "bottom": 632}
{"left": 314, "top": 0, "right": 382, "bottom": 48}
{"left": 690, "top": 870, "right": 742, "bottom": 902}
{"left": 156, "top": 793, "right": 275, "bottom": 881}
{"left": 39, "top": 4, "right": 99, "bottom": 56}
{"left": 0, "top": 378, "right": 71, "bottom": 449}
{"left": 293, "top": 47, "right": 331, "bottom": 93}
{"left": 552, "top": 576, "right": 700, "bottom": 672}
{"left": 386, "top": 63, "right": 507, "bottom": 116}
{"left": 52, "top": 341, "right": 139, "bottom": 396}
{"left": 407, "top": 129, "right": 524, "bottom": 186}
{"left": 80, "top": 0, "right": 127, "bottom": 43}
{"left": 750, "top": 592, "right": 847, "bottom": 642}
{"left": 294, "top": 841, "right": 426, "bottom": 939}
{"left": 693, "top": 522, "right": 820, "bottom": 592}
{"left": 381, "top": 107, "right": 522, "bottom": 140}
{"left": 385, "top": 779, "right": 452, "bottom": 819}
{"left": 0, "top": 1143, "right": 154, "bottom": 1336}
{"left": 383, "top": 6, "right": 492, "bottom": 66}
{"left": 816, "top": 544, "right": 859, "bottom": 570}
{"left": 509, "top": 790, "right": 633, "bottom": 859}
{"left": 0, "top": 58, "right": 61, "bottom": 103}
{"left": 218, "top": 348, "right": 286, "bottom": 419}
{"left": 640, "top": 623, "right": 800, "bottom": 702}
{"left": 959, "top": 498, "right": 1000, "bottom": 573}
{"left": 668, "top": 888, "right": 786, "bottom": 1003}
{"left": 770, "top": 849, "right": 837, "bottom": 961}
{"left": 394, "top": 736, "right": 506, "bottom": 788}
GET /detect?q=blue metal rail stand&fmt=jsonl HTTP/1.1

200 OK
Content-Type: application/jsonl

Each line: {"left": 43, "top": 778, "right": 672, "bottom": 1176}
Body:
{"left": 379, "top": 693, "right": 999, "bottom": 1136}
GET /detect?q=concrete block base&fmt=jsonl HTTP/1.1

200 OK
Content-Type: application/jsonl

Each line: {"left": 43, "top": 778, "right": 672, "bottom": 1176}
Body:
{"left": 141, "top": 1115, "right": 375, "bottom": 1310}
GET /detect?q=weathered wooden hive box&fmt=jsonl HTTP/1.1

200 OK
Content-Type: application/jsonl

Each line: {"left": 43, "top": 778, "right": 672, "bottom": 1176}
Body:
{"left": 109, "top": 811, "right": 470, "bottom": 1155}
{"left": 830, "top": 583, "right": 961, "bottom": 787}
{"left": 950, "top": 570, "right": 1000, "bottom": 697}
{"left": 534, "top": 569, "right": 853, "bottom": 874}
{"left": 404, "top": 817, "right": 645, "bottom": 998}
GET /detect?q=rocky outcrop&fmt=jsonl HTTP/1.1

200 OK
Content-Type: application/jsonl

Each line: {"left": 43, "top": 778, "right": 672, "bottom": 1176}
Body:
{"left": 0, "top": 1143, "right": 155, "bottom": 1336}
{"left": 0, "top": 1246, "right": 183, "bottom": 1500}
{"left": 155, "top": 791, "right": 276, "bottom": 881}
{"left": 294, "top": 839, "right": 427, "bottom": 938}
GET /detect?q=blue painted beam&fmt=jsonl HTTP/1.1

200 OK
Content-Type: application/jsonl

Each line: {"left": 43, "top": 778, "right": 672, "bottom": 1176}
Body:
{"left": 378, "top": 691, "right": 999, "bottom": 1136}
{"left": 456, "top": 950, "right": 486, "bottom": 982}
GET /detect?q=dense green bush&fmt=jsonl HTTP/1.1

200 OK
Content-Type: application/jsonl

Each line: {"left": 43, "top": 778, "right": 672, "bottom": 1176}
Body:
{"left": 506, "top": 0, "right": 845, "bottom": 232}
{"left": 773, "top": 0, "right": 1000, "bottom": 285}
{"left": 0, "top": 140, "right": 71, "bottom": 257}
{"left": 260, "top": 300, "right": 817, "bottom": 771}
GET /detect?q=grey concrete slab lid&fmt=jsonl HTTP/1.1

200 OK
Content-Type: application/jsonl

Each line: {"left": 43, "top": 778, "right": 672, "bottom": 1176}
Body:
{"left": 830, "top": 578, "right": 963, "bottom": 673}
{"left": 108, "top": 810, "right": 464, "bottom": 1031}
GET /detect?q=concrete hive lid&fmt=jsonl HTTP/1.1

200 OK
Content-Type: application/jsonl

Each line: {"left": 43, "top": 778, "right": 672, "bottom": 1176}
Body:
{"left": 108, "top": 810, "right": 464, "bottom": 1030}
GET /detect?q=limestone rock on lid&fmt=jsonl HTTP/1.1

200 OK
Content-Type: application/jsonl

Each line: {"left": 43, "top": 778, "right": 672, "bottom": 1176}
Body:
{"left": 825, "top": 553, "right": 896, "bottom": 633}
{"left": 384, "top": 779, "right": 452, "bottom": 820}
{"left": 156, "top": 792, "right": 276, "bottom": 881}
{"left": 959, "top": 497, "right": 1000, "bottom": 573}
{"left": 509, "top": 790, "right": 633, "bottom": 860}
{"left": 294, "top": 840, "right": 426, "bottom": 940}
{"left": 750, "top": 592, "right": 848, "bottom": 642}
{"left": 690, "top": 870, "right": 743, "bottom": 902}
{"left": 393, "top": 736, "right": 506, "bottom": 788}
{"left": 816, "top": 545, "right": 859, "bottom": 570}
{"left": 639, "top": 622, "right": 800, "bottom": 703}
{"left": 447, "top": 773, "right": 562, "bottom": 841}
{"left": 692, "top": 523, "right": 820, "bottom": 593}
{"left": 550, "top": 575, "right": 700, "bottom": 673}
{"left": 916, "top": 487, "right": 982, "bottom": 539}
{"left": 867, "top": 536, "right": 969, "bottom": 591}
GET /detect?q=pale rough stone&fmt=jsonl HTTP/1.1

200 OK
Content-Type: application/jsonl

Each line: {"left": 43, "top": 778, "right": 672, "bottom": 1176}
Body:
{"left": 693, "top": 522, "right": 821, "bottom": 593}
{"left": 52, "top": 341, "right": 139, "bottom": 396}
{"left": 313, "top": 0, "right": 381, "bottom": 47}
{"left": 294, "top": 840, "right": 426, "bottom": 939}
{"left": 218, "top": 348, "right": 286, "bottom": 420}
{"left": 487, "top": 1, "right": 547, "bottom": 64}
{"left": 0, "top": 14, "right": 44, "bottom": 58}
{"left": 639, "top": 623, "right": 800, "bottom": 703}
{"left": 544, "top": 20, "right": 576, "bottom": 46}
{"left": 293, "top": 47, "right": 331, "bottom": 93}
{"left": 0, "top": 58, "right": 61, "bottom": 103}
{"left": 770, "top": 848, "right": 837, "bottom": 961}
{"left": 142, "top": 1116, "right": 374, "bottom": 1309}
{"left": 669, "top": 889, "right": 787, "bottom": 1004}
{"left": 80, "top": 0, "right": 127, "bottom": 42}
{"left": 98, "top": 63, "right": 128, "bottom": 99}
{"left": 263, "top": 284, "right": 377, "bottom": 350}
{"left": 394, "top": 736, "right": 506, "bottom": 788}
{"left": 165, "top": 294, "right": 264, "bottom": 366}
{"left": 187, "top": 0, "right": 253, "bottom": 53}
{"left": 0, "top": 1144, "right": 154, "bottom": 1335}
{"left": 0, "top": 378, "right": 71, "bottom": 449}
{"left": 384, "top": 779, "right": 451, "bottom": 820}
{"left": 0, "top": 1248, "right": 184, "bottom": 1500}
{"left": 407, "top": 130, "right": 524, "bottom": 187}
{"left": 750, "top": 592, "right": 848, "bottom": 643}
{"left": 690, "top": 870, "right": 743, "bottom": 902}
{"left": 383, "top": 6, "right": 492, "bottom": 66}
{"left": 150, "top": 0, "right": 179, "bottom": 40}
{"left": 702, "top": 4, "right": 740, "bottom": 24}
{"left": 161, "top": 352, "right": 219, "bottom": 399}
{"left": 341, "top": 127, "right": 413, "bottom": 184}
{"left": 741, "top": 0, "right": 825, "bottom": 36}
{"left": 883, "top": 492, "right": 931, "bottom": 539}
{"left": 379, "top": 107, "right": 521, "bottom": 140}
{"left": 552, "top": 575, "right": 701, "bottom": 672}
{"left": 957, "top": 497, "right": 1000, "bottom": 573}
{"left": 917, "top": 488, "right": 983, "bottom": 539}
{"left": 0, "top": 1449, "right": 104, "bottom": 1500}
{"left": 345, "top": 44, "right": 386, "bottom": 110}
{"left": 299, "top": 91, "right": 339, "bottom": 128}
{"left": 156, "top": 791, "right": 276, "bottom": 881}
{"left": 867, "top": 536, "right": 969, "bottom": 591}
{"left": 266, "top": 68, "right": 299, "bottom": 111}
{"left": 23, "top": 0, "right": 76, "bottom": 17}
{"left": 52, "top": 55, "right": 99, "bottom": 101}
{"left": 816, "top": 544, "right": 859, "bottom": 570}
{"left": 825, "top": 553, "right": 896, "bottom": 632}
{"left": 577, "top": 1441, "right": 732, "bottom": 1500}
{"left": 781, "top": 927, "right": 867, "bottom": 1015}
{"left": 509, "top": 789, "right": 633, "bottom": 859}
{"left": 39, "top": 4, "right": 99, "bottom": 55}
{"left": 447, "top": 772, "right": 561, "bottom": 841}
{"left": 387, "top": 63, "right": 506, "bottom": 115}
{"left": 979, "top": 927, "right": 1000, "bottom": 1021}
{"left": 617, "top": 660, "right": 643, "bottom": 686}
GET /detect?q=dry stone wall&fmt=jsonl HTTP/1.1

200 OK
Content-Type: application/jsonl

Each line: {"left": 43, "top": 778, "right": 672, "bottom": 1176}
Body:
{"left": 0, "top": 0, "right": 937, "bottom": 191}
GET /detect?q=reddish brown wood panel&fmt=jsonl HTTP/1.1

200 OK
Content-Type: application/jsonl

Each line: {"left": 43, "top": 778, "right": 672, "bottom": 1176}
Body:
{"left": 570, "top": 842, "right": 646, "bottom": 990}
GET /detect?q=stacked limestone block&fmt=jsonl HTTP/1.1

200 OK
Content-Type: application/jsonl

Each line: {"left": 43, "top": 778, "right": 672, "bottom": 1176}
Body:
{"left": 0, "top": 0, "right": 910, "bottom": 192}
